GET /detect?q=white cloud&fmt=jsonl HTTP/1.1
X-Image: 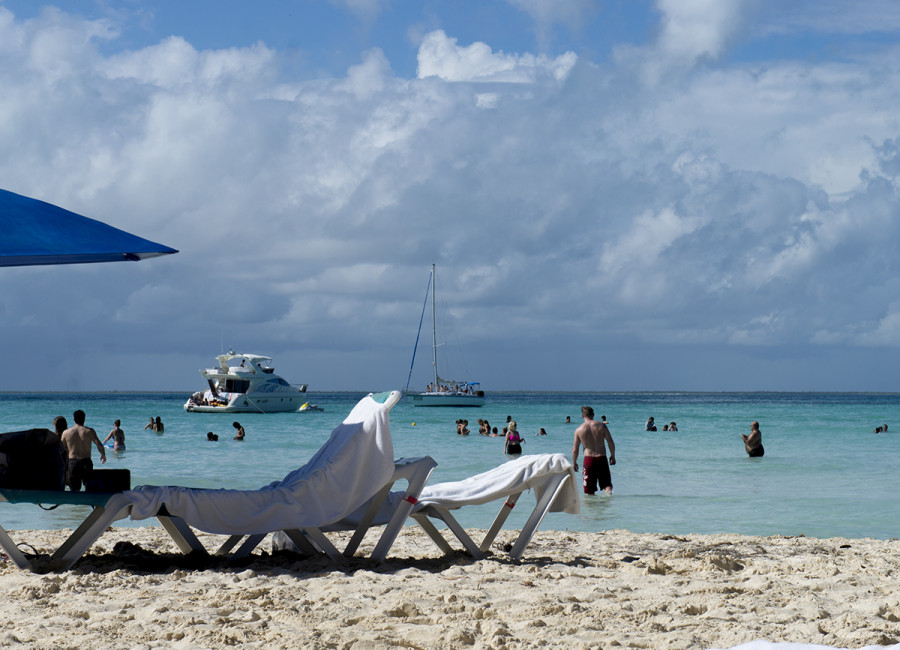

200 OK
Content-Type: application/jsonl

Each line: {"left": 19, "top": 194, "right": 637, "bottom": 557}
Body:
{"left": 615, "top": 0, "right": 748, "bottom": 84}
{"left": 861, "top": 312, "right": 900, "bottom": 345}
{"left": 417, "top": 30, "right": 576, "bottom": 83}
{"left": 656, "top": 0, "right": 744, "bottom": 64}
{"left": 4, "top": 5, "right": 900, "bottom": 390}
{"left": 102, "top": 36, "right": 276, "bottom": 90}
{"left": 339, "top": 48, "right": 392, "bottom": 97}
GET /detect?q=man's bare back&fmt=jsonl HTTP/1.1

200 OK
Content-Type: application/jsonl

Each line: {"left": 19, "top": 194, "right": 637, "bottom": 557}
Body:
{"left": 61, "top": 421, "right": 106, "bottom": 463}
{"left": 572, "top": 406, "right": 616, "bottom": 495}
{"left": 572, "top": 419, "right": 615, "bottom": 471}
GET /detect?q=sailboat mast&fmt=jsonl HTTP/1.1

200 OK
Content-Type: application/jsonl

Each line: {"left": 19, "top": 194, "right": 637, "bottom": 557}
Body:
{"left": 431, "top": 263, "right": 439, "bottom": 388}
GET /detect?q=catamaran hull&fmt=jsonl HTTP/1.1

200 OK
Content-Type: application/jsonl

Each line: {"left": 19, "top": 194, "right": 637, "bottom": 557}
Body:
{"left": 409, "top": 393, "right": 485, "bottom": 407}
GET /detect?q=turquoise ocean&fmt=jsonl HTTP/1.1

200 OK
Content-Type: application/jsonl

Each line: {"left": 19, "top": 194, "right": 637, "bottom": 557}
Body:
{"left": 0, "top": 391, "right": 896, "bottom": 540}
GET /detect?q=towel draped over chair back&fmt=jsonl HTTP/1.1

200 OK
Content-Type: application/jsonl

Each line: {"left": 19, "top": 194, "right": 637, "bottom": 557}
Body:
{"left": 126, "top": 392, "right": 399, "bottom": 535}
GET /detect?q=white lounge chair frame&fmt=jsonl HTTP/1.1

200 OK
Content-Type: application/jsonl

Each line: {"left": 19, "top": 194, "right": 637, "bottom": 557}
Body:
{"left": 0, "top": 489, "right": 206, "bottom": 571}
{"left": 221, "top": 455, "right": 436, "bottom": 561}
{"left": 411, "top": 468, "right": 574, "bottom": 560}
{"left": 0, "top": 455, "right": 437, "bottom": 571}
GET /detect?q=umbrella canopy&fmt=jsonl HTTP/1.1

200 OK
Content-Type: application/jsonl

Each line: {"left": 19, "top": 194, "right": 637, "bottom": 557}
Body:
{"left": 0, "top": 188, "right": 177, "bottom": 267}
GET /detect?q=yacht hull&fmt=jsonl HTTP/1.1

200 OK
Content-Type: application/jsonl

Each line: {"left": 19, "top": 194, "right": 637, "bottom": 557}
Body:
{"left": 185, "top": 394, "right": 307, "bottom": 413}
{"left": 409, "top": 393, "right": 485, "bottom": 407}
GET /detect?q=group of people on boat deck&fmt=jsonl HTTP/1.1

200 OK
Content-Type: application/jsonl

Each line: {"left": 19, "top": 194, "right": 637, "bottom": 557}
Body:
{"left": 426, "top": 383, "right": 477, "bottom": 394}
{"left": 186, "top": 393, "right": 228, "bottom": 407}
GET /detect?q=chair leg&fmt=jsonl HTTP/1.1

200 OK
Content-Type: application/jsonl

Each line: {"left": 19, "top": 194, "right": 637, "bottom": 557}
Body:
{"left": 301, "top": 527, "right": 342, "bottom": 560}
{"left": 370, "top": 457, "right": 437, "bottom": 562}
{"left": 479, "top": 491, "right": 523, "bottom": 552}
{"left": 416, "top": 506, "right": 484, "bottom": 559}
{"left": 343, "top": 483, "right": 392, "bottom": 557}
{"left": 50, "top": 493, "right": 132, "bottom": 570}
{"left": 508, "top": 474, "right": 570, "bottom": 560}
{"left": 370, "top": 493, "right": 414, "bottom": 562}
{"left": 281, "top": 529, "right": 321, "bottom": 556}
{"left": 411, "top": 512, "right": 455, "bottom": 555}
{"left": 215, "top": 534, "right": 246, "bottom": 556}
{"left": 157, "top": 516, "right": 208, "bottom": 555}
{"left": 231, "top": 533, "right": 266, "bottom": 559}
{"left": 0, "top": 523, "right": 33, "bottom": 570}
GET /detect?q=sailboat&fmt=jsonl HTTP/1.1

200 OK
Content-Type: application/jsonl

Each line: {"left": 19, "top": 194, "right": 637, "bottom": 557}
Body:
{"left": 405, "top": 264, "right": 485, "bottom": 407}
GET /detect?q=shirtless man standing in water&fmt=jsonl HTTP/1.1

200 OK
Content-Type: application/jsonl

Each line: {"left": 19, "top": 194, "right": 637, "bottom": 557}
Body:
{"left": 742, "top": 421, "right": 764, "bottom": 457}
{"left": 61, "top": 409, "right": 107, "bottom": 491}
{"left": 572, "top": 406, "right": 616, "bottom": 494}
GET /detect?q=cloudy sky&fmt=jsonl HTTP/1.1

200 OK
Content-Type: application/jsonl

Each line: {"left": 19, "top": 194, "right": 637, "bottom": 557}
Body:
{"left": 2, "top": 0, "right": 900, "bottom": 393}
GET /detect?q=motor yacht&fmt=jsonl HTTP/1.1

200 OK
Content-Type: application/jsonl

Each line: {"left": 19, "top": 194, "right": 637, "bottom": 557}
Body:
{"left": 184, "top": 352, "right": 308, "bottom": 413}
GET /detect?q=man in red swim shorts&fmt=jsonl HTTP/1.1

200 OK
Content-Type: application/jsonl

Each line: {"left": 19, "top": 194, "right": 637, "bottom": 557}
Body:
{"left": 572, "top": 406, "right": 616, "bottom": 494}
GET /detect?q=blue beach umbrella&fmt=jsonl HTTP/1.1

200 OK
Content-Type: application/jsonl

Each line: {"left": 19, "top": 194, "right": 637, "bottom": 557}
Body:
{"left": 0, "top": 188, "right": 177, "bottom": 267}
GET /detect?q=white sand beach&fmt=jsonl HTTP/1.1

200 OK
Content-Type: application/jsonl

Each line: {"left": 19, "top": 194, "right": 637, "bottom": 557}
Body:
{"left": 0, "top": 526, "right": 897, "bottom": 649}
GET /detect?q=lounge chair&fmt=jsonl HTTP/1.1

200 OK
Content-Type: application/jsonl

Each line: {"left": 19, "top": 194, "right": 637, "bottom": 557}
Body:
{"left": 275, "top": 453, "right": 579, "bottom": 561}
{"left": 411, "top": 453, "right": 580, "bottom": 560}
{"left": 0, "top": 489, "right": 132, "bottom": 570}
{"left": 0, "top": 391, "right": 434, "bottom": 570}
{"left": 221, "top": 454, "right": 436, "bottom": 562}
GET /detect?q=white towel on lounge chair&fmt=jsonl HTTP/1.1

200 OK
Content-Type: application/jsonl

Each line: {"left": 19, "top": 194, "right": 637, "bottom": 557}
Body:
{"left": 336, "top": 452, "right": 580, "bottom": 528}
{"left": 417, "top": 453, "right": 580, "bottom": 514}
{"left": 126, "top": 392, "right": 398, "bottom": 535}
{"left": 408, "top": 453, "right": 580, "bottom": 559}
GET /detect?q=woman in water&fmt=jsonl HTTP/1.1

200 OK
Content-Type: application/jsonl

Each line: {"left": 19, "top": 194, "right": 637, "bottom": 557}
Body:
{"left": 233, "top": 421, "right": 245, "bottom": 440}
{"left": 103, "top": 419, "right": 126, "bottom": 451}
{"left": 505, "top": 421, "right": 523, "bottom": 455}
